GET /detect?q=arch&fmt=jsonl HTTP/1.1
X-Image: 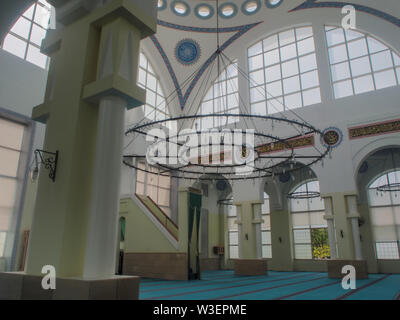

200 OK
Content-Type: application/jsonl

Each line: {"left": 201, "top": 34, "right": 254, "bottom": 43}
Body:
{"left": 352, "top": 136, "right": 400, "bottom": 179}
{"left": 1, "top": 0, "right": 52, "bottom": 69}
{"left": 325, "top": 25, "right": 400, "bottom": 100}
{"left": 364, "top": 163, "right": 400, "bottom": 260}
{"left": 356, "top": 146, "right": 400, "bottom": 204}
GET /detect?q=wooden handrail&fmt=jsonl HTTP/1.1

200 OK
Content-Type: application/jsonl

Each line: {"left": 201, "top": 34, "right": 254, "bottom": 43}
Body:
{"left": 135, "top": 194, "right": 178, "bottom": 240}
{"left": 145, "top": 195, "right": 179, "bottom": 229}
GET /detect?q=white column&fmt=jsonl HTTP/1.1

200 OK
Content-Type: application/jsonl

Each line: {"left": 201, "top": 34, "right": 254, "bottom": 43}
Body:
{"left": 346, "top": 195, "right": 363, "bottom": 260}
{"left": 83, "top": 96, "right": 126, "bottom": 278}
{"left": 323, "top": 197, "right": 337, "bottom": 260}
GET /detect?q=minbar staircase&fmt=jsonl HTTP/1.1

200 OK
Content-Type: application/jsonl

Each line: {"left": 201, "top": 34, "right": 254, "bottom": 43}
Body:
{"left": 135, "top": 194, "right": 178, "bottom": 241}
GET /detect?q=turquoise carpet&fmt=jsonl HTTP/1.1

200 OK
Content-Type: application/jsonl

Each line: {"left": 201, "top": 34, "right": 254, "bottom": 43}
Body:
{"left": 139, "top": 270, "right": 400, "bottom": 300}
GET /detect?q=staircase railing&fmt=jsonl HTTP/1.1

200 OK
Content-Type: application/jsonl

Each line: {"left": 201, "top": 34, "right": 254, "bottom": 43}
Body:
{"left": 135, "top": 194, "right": 178, "bottom": 240}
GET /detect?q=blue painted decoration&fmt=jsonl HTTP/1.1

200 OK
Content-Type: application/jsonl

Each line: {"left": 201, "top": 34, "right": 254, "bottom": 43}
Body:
{"left": 175, "top": 39, "right": 201, "bottom": 65}
{"left": 290, "top": 1, "right": 400, "bottom": 28}
{"left": 152, "top": 21, "right": 262, "bottom": 110}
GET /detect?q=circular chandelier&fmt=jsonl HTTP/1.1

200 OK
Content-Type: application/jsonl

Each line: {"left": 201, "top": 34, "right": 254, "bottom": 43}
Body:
{"left": 287, "top": 190, "right": 321, "bottom": 199}
{"left": 124, "top": 113, "right": 331, "bottom": 181}
{"left": 123, "top": 0, "right": 332, "bottom": 182}
{"left": 376, "top": 183, "right": 400, "bottom": 192}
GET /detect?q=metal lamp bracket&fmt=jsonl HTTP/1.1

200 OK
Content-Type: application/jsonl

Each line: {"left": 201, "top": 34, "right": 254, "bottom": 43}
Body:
{"left": 34, "top": 149, "right": 59, "bottom": 182}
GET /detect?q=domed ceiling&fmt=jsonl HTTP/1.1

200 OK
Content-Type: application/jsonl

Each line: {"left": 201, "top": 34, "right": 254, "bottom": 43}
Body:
{"left": 143, "top": 0, "right": 400, "bottom": 114}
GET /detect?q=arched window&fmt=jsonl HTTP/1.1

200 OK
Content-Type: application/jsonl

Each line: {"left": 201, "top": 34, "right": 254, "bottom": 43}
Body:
{"left": 1, "top": 0, "right": 52, "bottom": 69}
{"left": 261, "top": 192, "right": 272, "bottom": 258}
{"left": 290, "top": 181, "right": 329, "bottom": 260}
{"left": 194, "top": 62, "right": 239, "bottom": 130}
{"left": 227, "top": 204, "right": 239, "bottom": 259}
{"left": 137, "top": 52, "right": 170, "bottom": 123}
{"left": 248, "top": 26, "right": 321, "bottom": 114}
{"left": 325, "top": 26, "right": 400, "bottom": 99}
{"left": 368, "top": 170, "right": 400, "bottom": 259}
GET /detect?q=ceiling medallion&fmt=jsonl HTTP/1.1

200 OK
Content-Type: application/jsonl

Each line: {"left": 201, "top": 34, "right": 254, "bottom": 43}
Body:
{"left": 175, "top": 39, "right": 201, "bottom": 65}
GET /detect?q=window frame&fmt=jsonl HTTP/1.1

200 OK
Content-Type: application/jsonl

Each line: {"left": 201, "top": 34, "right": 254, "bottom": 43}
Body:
{"left": 248, "top": 26, "right": 322, "bottom": 115}
{"left": 289, "top": 180, "right": 329, "bottom": 260}
{"left": 367, "top": 170, "right": 400, "bottom": 260}
{"left": 325, "top": 25, "right": 400, "bottom": 100}
{"left": 195, "top": 61, "right": 240, "bottom": 130}
{"left": 135, "top": 161, "right": 171, "bottom": 217}
{"left": 0, "top": 108, "right": 34, "bottom": 268}
{"left": 1, "top": 1, "right": 52, "bottom": 69}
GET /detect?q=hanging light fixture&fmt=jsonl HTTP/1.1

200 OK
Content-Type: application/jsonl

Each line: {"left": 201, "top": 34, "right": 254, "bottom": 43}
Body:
{"left": 123, "top": 0, "right": 331, "bottom": 183}
{"left": 287, "top": 165, "right": 320, "bottom": 199}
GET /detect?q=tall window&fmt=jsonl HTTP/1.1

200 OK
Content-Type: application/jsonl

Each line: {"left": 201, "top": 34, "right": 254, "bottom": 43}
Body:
{"left": 227, "top": 204, "right": 239, "bottom": 259}
{"left": 1, "top": 0, "right": 52, "bottom": 69}
{"left": 137, "top": 53, "right": 170, "bottom": 122}
{"left": 194, "top": 62, "right": 239, "bottom": 130}
{"left": 325, "top": 26, "right": 400, "bottom": 99}
{"left": 368, "top": 170, "right": 400, "bottom": 260}
{"left": 0, "top": 117, "right": 26, "bottom": 257}
{"left": 248, "top": 26, "right": 321, "bottom": 115}
{"left": 261, "top": 192, "right": 272, "bottom": 258}
{"left": 136, "top": 162, "right": 171, "bottom": 217}
{"left": 290, "top": 181, "right": 329, "bottom": 260}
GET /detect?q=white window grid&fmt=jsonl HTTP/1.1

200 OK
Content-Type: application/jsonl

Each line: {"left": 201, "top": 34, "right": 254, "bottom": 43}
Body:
{"left": 1, "top": 0, "right": 51, "bottom": 69}
{"left": 135, "top": 161, "right": 171, "bottom": 217}
{"left": 195, "top": 62, "right": 239, "bottom": 130}
{"left": 262, "top": 192, "right": 272, "bottom": 258}
{"left": 368, "top": 170, "right": 400, "bottom": 260}
{"left": 290, "top": 181, "right": 328, "bottom": 260}
{"left": 0, "top": 116, "right": 27, "bottom": 258}
{"left": 375, "top": 241, "right": 400, "bottom": 260}
{"left": 227, "top": 204, "right": 239, "bottom": 259}
{"left": 325, "top": 26, "right": 400, "bottom": 99}
{"left": 248, "top": 26, "right": 322, "bottom": 115}
{"left": 137, "top": 53, "right": 170, "bottom": 123}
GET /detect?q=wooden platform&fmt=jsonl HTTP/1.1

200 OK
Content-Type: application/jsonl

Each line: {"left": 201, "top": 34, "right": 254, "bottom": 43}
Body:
{"left": 0, "top": 272, "right": 140, "bottom": 300}
{"left": 327, "top": 260, "right": 368, "bottom": 279}
{"left": 234, "top": 259, "right": 268, "bottom": 276}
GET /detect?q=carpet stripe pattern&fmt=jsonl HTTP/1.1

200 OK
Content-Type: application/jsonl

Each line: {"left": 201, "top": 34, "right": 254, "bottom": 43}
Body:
{"left": 139, "top": 270, "right": 400, "bottom": 300}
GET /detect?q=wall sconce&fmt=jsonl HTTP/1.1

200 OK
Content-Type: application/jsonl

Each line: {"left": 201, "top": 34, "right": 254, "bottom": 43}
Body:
{"left": 31, "top": 149, "right": 59, "bottom": 182}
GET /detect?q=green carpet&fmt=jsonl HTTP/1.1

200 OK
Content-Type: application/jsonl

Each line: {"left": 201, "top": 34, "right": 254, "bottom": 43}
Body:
{"left": 139, "top": 270, "right": 400, "bottom": 300}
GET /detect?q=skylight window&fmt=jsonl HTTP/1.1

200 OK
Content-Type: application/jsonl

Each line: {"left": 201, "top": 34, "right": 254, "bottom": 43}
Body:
{"left": 219, "top": 3, "right": 237, "bottom": 19}
{"left": 1, "top": 0, "right": 52, "bottom": 69}
{"left": 245, "top": 1, "right": 259, "bottom": 13}
{"left": 198, "top": 6, "right": 211, "bottom": 17}
{"left": 325, "top": 26, "right": 400, "bottom": 99}
{"left": 172, "top": 1, "right": 189, "bottom": 16}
